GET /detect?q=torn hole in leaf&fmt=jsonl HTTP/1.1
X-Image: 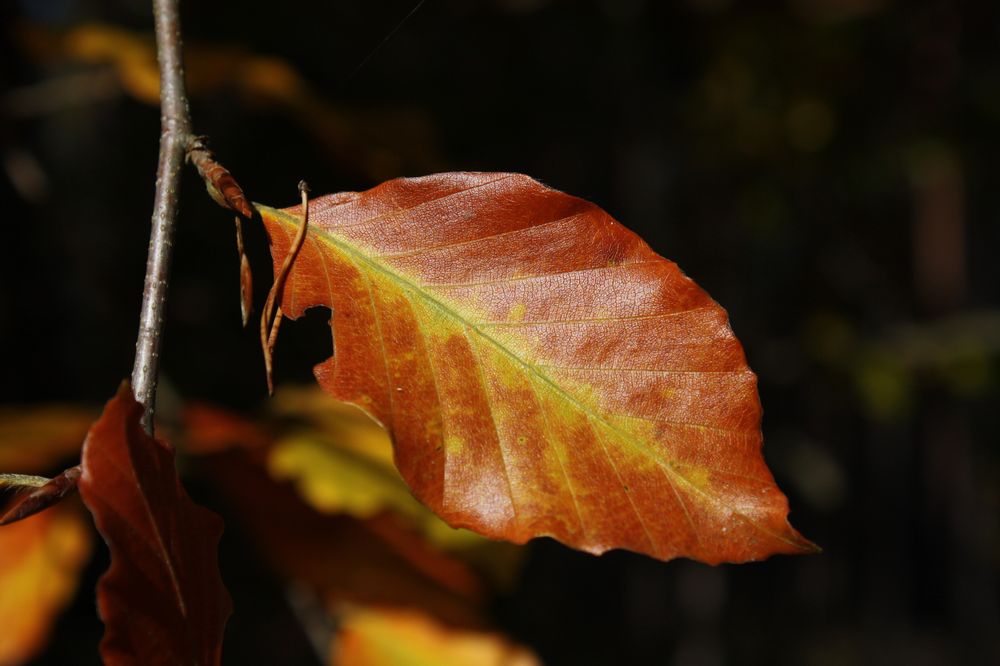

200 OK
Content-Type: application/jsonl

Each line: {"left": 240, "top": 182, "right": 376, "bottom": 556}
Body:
{"left": 268, "top": 305, "right": 334, "bottom": 389}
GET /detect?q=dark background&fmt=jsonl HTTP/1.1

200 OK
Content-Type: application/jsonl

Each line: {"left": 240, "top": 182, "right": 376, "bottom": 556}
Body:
{"left": 2, "top": 0, "right": 998, "bottom": 664}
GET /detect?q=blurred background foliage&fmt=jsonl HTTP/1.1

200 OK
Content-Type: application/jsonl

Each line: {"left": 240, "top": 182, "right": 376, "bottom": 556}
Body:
{"left": 1, "top": 0, "right": 998, "bottom": 664}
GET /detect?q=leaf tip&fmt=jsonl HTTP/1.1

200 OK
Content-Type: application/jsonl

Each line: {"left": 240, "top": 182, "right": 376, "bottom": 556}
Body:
{"left": 770, "top": 519, "right": 822, "bottom": 558}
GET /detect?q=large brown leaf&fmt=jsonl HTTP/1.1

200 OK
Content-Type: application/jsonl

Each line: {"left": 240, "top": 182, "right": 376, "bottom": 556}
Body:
{"left": 259, "top": 172, "right": 816, "bottom": 564}
{"left": 78, "top": 384, "right": 232, "bottom": 665}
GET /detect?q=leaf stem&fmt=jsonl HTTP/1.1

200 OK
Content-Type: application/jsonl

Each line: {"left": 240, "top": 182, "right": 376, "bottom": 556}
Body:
{"left": 0, "top": 473, "right": 51, "bottom": 489}
{"left": 132, "top": 0, "right": 192, "bottom": 433}
{"left": 260, "top": 181, "right": 311, "bottom": 393}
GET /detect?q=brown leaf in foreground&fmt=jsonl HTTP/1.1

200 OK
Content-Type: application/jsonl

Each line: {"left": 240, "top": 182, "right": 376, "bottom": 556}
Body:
{"left": 0, "top": 502, "right": 92, "bottom": 666}
{"left": 333, "top": 607, "right": 541, "bottom": 666}
{"left": 259, "top": 172, "right": 817, "bottom": 564}
{"left": 78, "top": 383, "right": 232, "bottom": 666}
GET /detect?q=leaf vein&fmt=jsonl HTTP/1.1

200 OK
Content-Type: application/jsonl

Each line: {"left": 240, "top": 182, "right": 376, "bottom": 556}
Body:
{"left": 327, "top": 174, "right": 517, "bottom": 231}
{"left": 409, "top": 299, "right": 450, "bottom": 510}
{"left": 379, "top": 211, "right": 588, "bottom": 260}
{"left": 656, "top": 459, "right": 702, "bottom": 551}
{"left": 523, "top": 370, "right": 588, "bottom": 543}
{"left": 344, "top": 254, "right": 397, "bottom": 435}
{"left": 538, "top": 364, "right": 748, "bottom": 375}
{"left": 585, "top": 413, "right": 658, "bottom": 555}
{"left": 464, "top": 325, "right": 520, "bottom": 528}
{"left": 426, "top": 260, "right": 660, "bottom": 291}
{"left": 479, "top": 306, "right": 716, "bottom": 327}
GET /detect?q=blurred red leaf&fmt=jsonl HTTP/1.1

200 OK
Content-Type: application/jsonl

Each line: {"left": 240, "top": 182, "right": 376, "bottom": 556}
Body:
{"left": 204, "top": 449, "right": 488, "bottom": 629}
{"left": 259, "top": 172, "right": 816, "bottom": 564}
{"left": 181, "top": 402, "right": 272, "bottom": 454}
{"left": 78, "top": 383, "right": 232, "bottom": 665}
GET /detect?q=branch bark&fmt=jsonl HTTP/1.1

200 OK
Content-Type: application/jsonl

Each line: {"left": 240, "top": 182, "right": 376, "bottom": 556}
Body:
{"left": 132, "top": 0, "right": 191, "bottom": 432}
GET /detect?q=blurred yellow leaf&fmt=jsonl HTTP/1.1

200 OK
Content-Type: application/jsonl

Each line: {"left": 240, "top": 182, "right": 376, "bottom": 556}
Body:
{"left": 333, "top": 607, "right": 541, "bottom": 666}
{"left": 0, "top": 502, "right": 92, "bottom": 666}
{"left": 269, "top": 435, "right": 413, "bottom": 520}
{"left": 267, "top": 387, "right": 526, "bottom": 586}
{"left": 269, "top": 388, "right": 396, "bottom": 466}
{"left": 267, "top": 388, "right": 502, "bottom": 551}
{"left": 0, "top": 406, "right": 94, "bottom": 472}
{"left": 181, "top": 388, "right": 525, "bottom": 586}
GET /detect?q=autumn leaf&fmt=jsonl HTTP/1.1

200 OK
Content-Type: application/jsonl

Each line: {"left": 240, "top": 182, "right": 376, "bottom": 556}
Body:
{"left": 78, "top": 383, "right": 232, "bottom": 665}
{"left": 259, "top": 172, "right": 816, "bottom": 564}
{"left": 332, "top": 607, "right": 541, "bottom": 666}
{"left": 0, "top": 502, "right": 92, "bottom": 666}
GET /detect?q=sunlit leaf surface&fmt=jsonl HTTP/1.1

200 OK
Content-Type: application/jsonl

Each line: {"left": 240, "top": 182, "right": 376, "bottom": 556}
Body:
{"left": 260, "top": 172, "right": 816, "bottom": 563}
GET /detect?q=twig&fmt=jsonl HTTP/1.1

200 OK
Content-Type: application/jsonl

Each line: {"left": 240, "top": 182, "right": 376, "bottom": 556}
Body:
{"left": 186, "top": 136, "right": 253, "bottom": 218}
{"left": 0, "top": 466, "right": 82, "bottom": 525}
{"left": 260, "top": 181, "right": 311, "bottom": 393}
{"left": 0, "top": 473, "right": 51, "bottom": 489}
{"left": 132, "top": 0, "right": 191, "bottom": 433}
{"left": 186, "top": 136, "right": 255, "bottom": 325}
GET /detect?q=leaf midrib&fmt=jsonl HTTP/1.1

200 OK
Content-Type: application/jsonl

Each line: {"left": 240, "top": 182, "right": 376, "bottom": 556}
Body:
{"left": 263, "top": 206, "right": 799, "bottom": 550}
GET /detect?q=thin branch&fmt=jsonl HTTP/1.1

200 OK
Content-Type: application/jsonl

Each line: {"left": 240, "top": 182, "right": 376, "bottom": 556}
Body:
{"left": 0, "top": 467, "right": 82, "bottom": 525}
{"left": 0, "top": 473, "right": 52, "bottom": 489}
{"left": 132, "top": 0, "right": 192, "bottom": 433}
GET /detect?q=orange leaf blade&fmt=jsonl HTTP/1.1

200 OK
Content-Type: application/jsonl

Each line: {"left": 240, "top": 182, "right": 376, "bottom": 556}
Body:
{"left": 259, "top": 172, "right": 817, "bottom": 564}
{"left": 78, "top": 383, "right": 232, "bottom": 665}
